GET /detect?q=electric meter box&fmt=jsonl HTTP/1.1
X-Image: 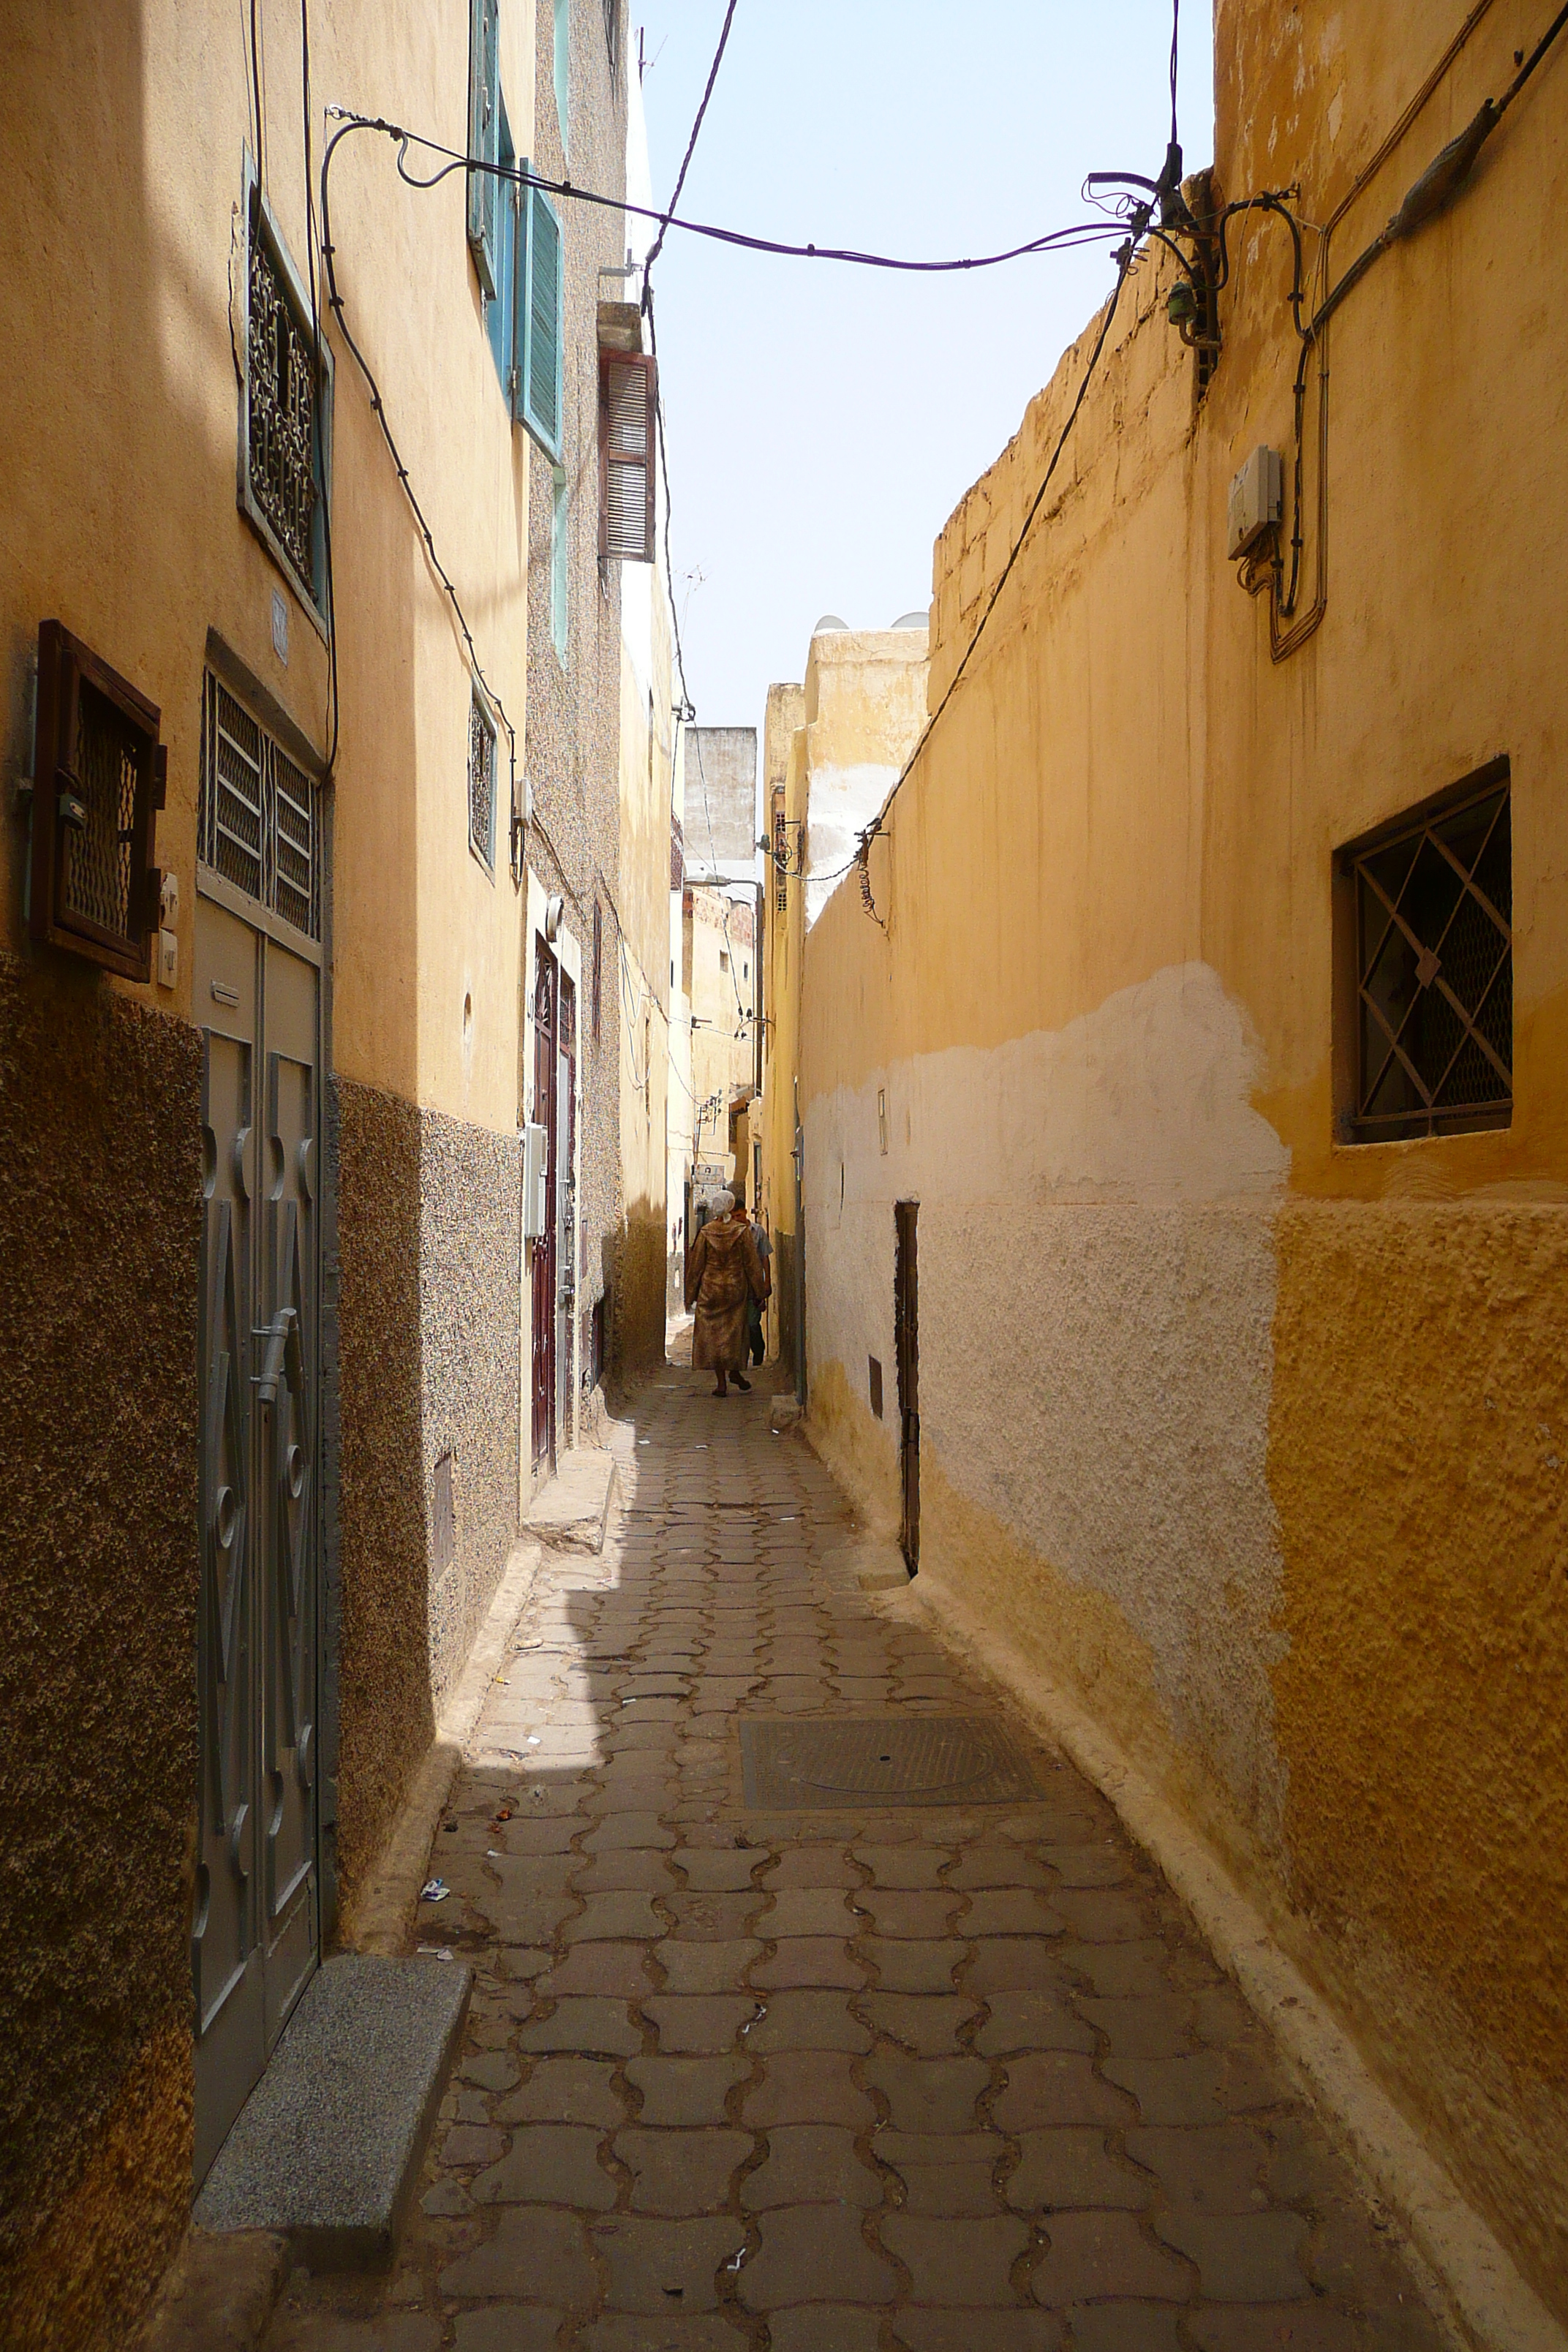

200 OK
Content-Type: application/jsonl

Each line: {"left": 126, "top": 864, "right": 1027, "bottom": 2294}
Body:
{"left": 523, "top": 1121, "right": 549, "bottom": 1239}
{"left": 1227, "top": 445, "right": 1284, "bottom": 559}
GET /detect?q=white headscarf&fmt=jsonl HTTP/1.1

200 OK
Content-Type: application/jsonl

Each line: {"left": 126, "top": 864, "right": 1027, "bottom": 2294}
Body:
{"left": 709, "top": 1189, "right": 736, "bottom": 1215}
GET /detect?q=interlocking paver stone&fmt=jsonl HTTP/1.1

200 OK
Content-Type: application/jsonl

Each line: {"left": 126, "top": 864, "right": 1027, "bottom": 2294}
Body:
{"left": 879, "top": 2211, "right": 1033, "bottom": 2303}
{"left": 644, "top": 1995, "right": 759, "bottom": 2052}
{"left": 863, "top": 2054, "right": 990, "bottom": 2133}
{"left": 974, "top": 1991, "right": 1096, "bottom": 2056}
{"left": 615, "top": 2125, "right": 753, "bottom": 2214}
{"left": 593, "top": 2214, "right": 747, "bottom": 2312}
{"left": 472, "top": 2125, "right": 616, "bottom": 2209}
{"left": 437, "top": 2206, "right": 596, "bottom": 2302}
{"left": 516, "top": 1998, "right": 643, "bottom": 2056}
{"left": 742, "top": 2124, "right": 881, "bottom": 2209}
{"left": 496, "top": 2058, "right": 627, "bottom": 2125}
{"left": 264, "top": 1381, "right": 1448, "bottom": 2352}
{"left": 1030, "top": 2209, "right": 1190, "bottom": 2305}
{"left": 736, "top": 2205, "right": 898, "bottom": 2308}
{"left": 626, "top": 2053, "right": 751, "bottom": 2124}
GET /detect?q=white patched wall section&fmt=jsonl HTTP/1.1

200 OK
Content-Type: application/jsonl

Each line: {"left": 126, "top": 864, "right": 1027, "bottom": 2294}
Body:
{"left": 803, "top": 960, "right": 1295, "bottom": 1852}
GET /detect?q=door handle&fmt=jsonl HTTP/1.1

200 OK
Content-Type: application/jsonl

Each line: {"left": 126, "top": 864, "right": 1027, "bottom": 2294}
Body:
{"left": 255, "top": 1305, "right": 297, "bottom": 1406}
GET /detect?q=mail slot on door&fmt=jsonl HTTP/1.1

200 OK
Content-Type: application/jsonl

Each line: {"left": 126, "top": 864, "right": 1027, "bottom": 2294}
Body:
{"left": 523, "top": 1122, "right": 549, "bottom": 1239}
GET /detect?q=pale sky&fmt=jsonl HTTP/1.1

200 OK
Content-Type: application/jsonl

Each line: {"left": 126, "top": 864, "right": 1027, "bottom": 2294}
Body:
{"left": 632, "top": 1, "right": 1215, "bottom": 740}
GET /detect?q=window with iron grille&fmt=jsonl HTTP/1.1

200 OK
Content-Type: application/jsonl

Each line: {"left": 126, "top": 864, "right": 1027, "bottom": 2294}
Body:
{"left": 240, "top": 170, "right": 331, "bottom": 621}
{"left": 199, "top": 671, "right": 322, "bottom": 940}
{"left": 29, "top": 622, "right": 165, "bottom": 980}
{"left": 1337, "top": 760, "right": 1512, "bottom": 1142}
{"left": 469, "top": 691, "right": 497, "bottom": 872}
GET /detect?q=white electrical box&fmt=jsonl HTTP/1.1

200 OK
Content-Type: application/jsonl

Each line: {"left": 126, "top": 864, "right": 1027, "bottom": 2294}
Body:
{"left": 1227, "top": 445, "right": 1283, "bottom": 559}
{"left": 523, "top": 1122, "right": 549, "bottom": 1239}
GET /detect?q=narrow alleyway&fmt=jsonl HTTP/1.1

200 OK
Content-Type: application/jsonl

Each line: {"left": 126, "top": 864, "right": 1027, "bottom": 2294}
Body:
{"left": 266, "top": 1379, "right": 1448, "bottom": 2352}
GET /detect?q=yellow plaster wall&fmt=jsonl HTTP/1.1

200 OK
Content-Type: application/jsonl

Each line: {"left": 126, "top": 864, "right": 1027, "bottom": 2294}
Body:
{"left": 794, "top": 0, "right": 1568, "bottom": 2308}
{"left": 0, "top": 5, "right": 537, "bottom": 2338}
{"left": 617, "top": 624, "right": 672, "bottom": 1368}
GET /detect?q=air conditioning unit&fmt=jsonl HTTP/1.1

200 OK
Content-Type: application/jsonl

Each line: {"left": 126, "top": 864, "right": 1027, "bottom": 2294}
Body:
{"left": 1227, "top": 445, "right": 1283, "bottom": 560}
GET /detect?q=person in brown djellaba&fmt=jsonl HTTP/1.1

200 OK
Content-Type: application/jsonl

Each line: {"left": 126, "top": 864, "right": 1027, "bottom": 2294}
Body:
{"left": 685, "top": 1189, "right": 766, "bottom": 1398}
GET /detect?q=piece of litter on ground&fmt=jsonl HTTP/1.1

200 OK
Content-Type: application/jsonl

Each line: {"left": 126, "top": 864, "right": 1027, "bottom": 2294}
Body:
{"left": 420, "top": 1879, "right": 450, "bottom": 1903}
{"left": 487, "top": 1848, "right": 502, "bottom": 1858}
{"left": 416, "top": 1945, "right": 453, "bottom": 1962}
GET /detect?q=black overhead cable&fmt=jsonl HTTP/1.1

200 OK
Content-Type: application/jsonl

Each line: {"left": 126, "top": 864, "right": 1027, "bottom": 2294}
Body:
{"left": 856, "top": 233, "right": 1140, "bottom": 903}
{"left": 299, "top": 0, "right": 341, "bottom": 777}
{"left": 350, "top": 111, "right": 1126, "bottom": 275}
{"left": 318, "top": 116, "right": 519, "bottom": 802}
{"left": 641, "top": 0, "right": 739, "bottom": 298}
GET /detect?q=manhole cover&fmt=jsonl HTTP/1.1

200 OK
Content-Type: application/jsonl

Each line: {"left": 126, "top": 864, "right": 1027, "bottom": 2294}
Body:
{"left": 740, "top": 1716, "right": 1039, "bottom": 1810}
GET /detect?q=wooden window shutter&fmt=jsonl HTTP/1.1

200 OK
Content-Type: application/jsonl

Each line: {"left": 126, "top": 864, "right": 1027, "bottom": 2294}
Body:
{"left": 467, "top": 0, "right": 500, "bottom": 296}
{"left": 598, "top": 351, "right": 657, "bottom": 563}
{"left": 29, "top": 620, "right": 164, "bottom": 981}
{"left": 521, "top": 184, "right": 564, "bottom": 459}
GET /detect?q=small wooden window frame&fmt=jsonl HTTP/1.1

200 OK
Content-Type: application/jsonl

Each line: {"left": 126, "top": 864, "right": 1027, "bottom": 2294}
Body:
{"left": 598, "top": 350, "right": 657, "bottom": 563}
{"left": 29, "top": 620, "right": 165, "bottom": 981}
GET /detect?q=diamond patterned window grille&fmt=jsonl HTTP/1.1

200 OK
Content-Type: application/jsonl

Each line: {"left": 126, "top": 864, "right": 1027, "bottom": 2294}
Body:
{"left": 1344, "top": 765, "right": 1512, "bottom": 1142}
{"left": 199, "top": 672, "right": 321, "bottom": 941}
{"left": 469, "top": 692, "right": 497, "bottom": 870}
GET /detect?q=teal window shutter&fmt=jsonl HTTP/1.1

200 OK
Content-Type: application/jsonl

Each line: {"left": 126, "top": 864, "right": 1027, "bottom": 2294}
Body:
{"left": 519, "top": 181, "right": 564, "bottom": 459}
{"left": 487, "top": 99, "right": 517, "bottom": 397}
{"left": 467, "top": 0, "right": 500, "bottom": 296}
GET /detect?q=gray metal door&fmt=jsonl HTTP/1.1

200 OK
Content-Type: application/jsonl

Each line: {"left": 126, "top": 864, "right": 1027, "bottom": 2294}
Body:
{"left": 193, "top": 893, "right": 320, "bottom": 2182}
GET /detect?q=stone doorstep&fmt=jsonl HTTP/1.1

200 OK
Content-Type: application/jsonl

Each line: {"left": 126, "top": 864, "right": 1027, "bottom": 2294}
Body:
{"left": 527, "top": 1450, "right": 621, "bottom": 1554}
{"left": 193, "top": 1955, "right": 472, "bottom": 2272}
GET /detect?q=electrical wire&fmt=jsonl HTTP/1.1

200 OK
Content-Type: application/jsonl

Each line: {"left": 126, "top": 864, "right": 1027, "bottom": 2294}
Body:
{"left": 318, "top": 116, "right": 519, "bottom": 803}
{"left": 338, "top": 110, "right": 1126, "bottom": 276}
{"left": 299, "top": 0, "right": 340, "bottom": 778}
{"left": 1169, "top": 0, "right": 1180, "bottom": 146}
{"left": 856, "top": 234, "right": 1141, "bottom": 899}
{"left": 641, "top": 0, "right": 738, "bottom": 295}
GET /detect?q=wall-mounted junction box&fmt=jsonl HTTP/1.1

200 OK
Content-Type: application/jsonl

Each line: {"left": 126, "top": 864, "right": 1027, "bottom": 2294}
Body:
{"left": 1227, "top": 445, "right": 1284, "bottom": 560}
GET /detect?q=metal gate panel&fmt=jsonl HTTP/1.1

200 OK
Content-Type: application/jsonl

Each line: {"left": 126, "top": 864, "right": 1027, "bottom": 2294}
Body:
{"left": 257, "top": 938, "right": 319, "bottom": 2045}
{"left": 194, "top": 898, "right": 322, "bottom": 2182}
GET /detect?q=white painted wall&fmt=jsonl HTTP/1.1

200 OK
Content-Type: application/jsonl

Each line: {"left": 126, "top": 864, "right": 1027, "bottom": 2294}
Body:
{"left": 804, "top": 960, "right": 1294, "bottom": 1847}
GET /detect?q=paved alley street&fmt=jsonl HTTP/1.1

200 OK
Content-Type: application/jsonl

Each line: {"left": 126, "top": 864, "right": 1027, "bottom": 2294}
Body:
{"left": 265, "top": 1377, "right": 1448, "bottom": 2352}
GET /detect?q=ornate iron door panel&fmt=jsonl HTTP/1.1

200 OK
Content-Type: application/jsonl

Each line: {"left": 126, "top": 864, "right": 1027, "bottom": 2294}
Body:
{"left": 194, "top": 902, "right": 264, "bottom": 2181}
{"left": 194, "top": 900, "right": 321, "bottom": 2183}
{"left": 531, "top": 941, "right": 557, "bottom": 1477}
{"left": 257, "top": 938, "right": 319, "bottom": 2047}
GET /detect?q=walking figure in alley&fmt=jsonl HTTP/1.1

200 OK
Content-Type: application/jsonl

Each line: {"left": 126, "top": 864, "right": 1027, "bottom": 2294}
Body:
{"left": 685, "top": 1188, "right": 766, "bottom": 1397}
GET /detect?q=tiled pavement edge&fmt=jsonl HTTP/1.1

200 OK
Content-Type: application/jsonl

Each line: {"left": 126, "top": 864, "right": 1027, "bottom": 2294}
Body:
{"left": 265, "top": 1373, "right": 1452, "bottom": 2352}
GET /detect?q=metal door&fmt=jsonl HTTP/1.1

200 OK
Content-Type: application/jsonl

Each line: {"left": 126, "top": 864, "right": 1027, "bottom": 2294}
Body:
{"left": 194, "top": 896, "right": 321, "bottom": 2181}
{"left": 531, "top": 941, "right": 558, "bottom": 1477}
{"left": 894, "top": 1200, "right": 919, "bottom": 1575}
{"left": 557, "top": 974, "right": 577, "bottom": 1433}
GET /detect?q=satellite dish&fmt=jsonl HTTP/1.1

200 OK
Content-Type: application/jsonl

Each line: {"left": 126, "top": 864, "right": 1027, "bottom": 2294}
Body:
{"left": 892, "top": 610, "right": 929, "bottom": 630}
{"left": 812, "top": 614, "right": 849, "bottom": 633}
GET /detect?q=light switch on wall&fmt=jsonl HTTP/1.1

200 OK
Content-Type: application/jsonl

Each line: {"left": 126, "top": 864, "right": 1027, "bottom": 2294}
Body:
{"left": 157, "top": 928, "right": 178, "bottom": 989}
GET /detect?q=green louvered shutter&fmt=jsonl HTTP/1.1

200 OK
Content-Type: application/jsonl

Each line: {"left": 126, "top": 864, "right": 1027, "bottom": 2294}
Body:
{"left": 521, "top": 183, "right": 563, "bottom": 459}
{"left": 467, "top": 0, "right": 500, "bottom": 296}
